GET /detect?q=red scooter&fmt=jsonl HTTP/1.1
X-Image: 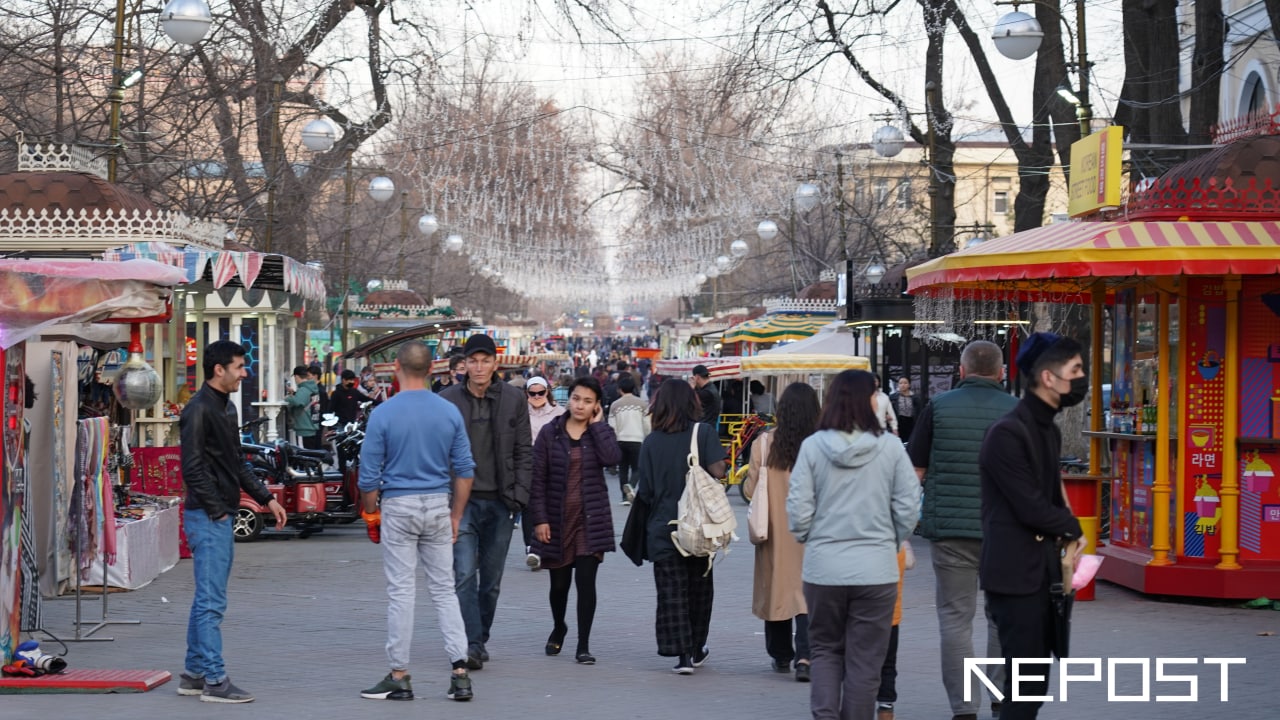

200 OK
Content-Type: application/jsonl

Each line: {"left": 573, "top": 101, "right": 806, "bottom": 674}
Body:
{"left": 235, "top": 440, "right": 329, "bottom": 542}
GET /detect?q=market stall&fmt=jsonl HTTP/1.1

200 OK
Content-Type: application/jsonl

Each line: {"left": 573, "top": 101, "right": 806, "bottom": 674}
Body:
{"left": 905, "top": 123, "right": 1280, "bottom": 599}
{"left": 0, "top": 259, "right": 183, "bottom": 664}
{"left": 723, "top": 298, "right": 837, "bottom": 348}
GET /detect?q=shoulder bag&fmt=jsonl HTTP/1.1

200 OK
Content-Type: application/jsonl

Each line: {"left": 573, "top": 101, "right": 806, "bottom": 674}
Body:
{"left": 747, "top": 432, "right": 772, "bottom": 545}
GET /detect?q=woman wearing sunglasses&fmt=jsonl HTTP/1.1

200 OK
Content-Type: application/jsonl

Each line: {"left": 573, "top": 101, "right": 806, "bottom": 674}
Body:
{"left": 523, "top": 377, "right": 565, "bottom": 570}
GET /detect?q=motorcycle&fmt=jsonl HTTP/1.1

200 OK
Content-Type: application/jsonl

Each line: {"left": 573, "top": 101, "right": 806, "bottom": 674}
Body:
{"left": 320, "top": 413, "right": 366, "bottom": 523}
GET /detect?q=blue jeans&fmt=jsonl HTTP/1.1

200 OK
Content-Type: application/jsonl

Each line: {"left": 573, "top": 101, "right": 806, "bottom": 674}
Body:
{"left": 184, "top": 508, "right": 235, "bottom": 683}
{"left": 453, "top": 497, "right": 514, "bottom": 649}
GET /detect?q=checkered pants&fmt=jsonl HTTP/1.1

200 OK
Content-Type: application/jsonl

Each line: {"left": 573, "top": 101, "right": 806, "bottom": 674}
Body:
{"left": 652, "top": 555, "right": 714, "bottom": 657}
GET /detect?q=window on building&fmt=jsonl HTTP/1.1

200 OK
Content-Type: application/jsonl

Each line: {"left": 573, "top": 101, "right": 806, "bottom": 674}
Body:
{"left": 1242, "top": 72, "right": 1268, "bottom": 117}
{"left": 896, "top": 178, "right": 911, "bottom": 208}
{"left": 874, "top": 178, "right": 890, "bottom": 207}
{"left": 993, "top": 191, "right": 1009, "bottom": 214}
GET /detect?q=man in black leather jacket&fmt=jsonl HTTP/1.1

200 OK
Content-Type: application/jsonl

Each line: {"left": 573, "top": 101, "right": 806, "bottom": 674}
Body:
{"left": 179, "top": 340, "right": 285, "bottom": 704}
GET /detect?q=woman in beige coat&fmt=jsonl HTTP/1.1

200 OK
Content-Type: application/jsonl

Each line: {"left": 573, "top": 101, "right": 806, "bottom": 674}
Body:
{"left": 744, "top": 382, "right": 821, "bottom": 682}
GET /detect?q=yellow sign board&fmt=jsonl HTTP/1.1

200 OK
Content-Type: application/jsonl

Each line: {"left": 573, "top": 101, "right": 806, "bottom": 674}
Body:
{"left": 1068, "top": 126, "right": 1124, "bottom": 217}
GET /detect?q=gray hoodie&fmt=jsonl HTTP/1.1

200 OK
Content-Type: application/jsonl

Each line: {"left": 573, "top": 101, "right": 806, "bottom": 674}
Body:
{"left": 787, "top": 429, "right": 921, "bottom": 586}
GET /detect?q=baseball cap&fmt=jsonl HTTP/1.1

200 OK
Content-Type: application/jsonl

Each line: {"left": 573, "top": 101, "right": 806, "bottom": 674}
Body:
{"left": 691, "top": 364, "right": 711, "bottom": 378}
{"left": 527, "top": 376, "right": 549, "bottom": 390}
{"left": 1016, "top": 331, "right": 1062, "bottom": 379}
{"left": 463, "top": 334, "right": 497, "bottom": 358}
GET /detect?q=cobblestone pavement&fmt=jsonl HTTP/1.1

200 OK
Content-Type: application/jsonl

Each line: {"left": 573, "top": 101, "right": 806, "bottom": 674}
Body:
{"left": 9, "top": 499, "right": 1276, "bottom": 719}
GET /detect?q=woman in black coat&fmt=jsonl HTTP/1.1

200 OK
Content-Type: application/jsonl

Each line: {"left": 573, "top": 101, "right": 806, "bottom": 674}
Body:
{"left": 529, "top": 376, "right": 622, "bottom": 664}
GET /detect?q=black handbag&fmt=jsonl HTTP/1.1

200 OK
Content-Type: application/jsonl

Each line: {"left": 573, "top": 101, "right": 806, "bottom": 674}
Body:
{"left": 1048, "top": 539, "right": 1075, "bottom": 659}
{"left": 620, "top": 495, "right": 650, "bottom": 567}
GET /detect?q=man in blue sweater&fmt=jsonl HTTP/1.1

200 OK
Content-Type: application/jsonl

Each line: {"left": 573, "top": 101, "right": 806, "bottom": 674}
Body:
{"left": 358, "top": 341, "right": 476, "bottom": 703}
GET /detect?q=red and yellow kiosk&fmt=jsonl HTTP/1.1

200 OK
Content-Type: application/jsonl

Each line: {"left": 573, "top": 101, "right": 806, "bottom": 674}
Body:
{"left": 907, "top": 119, "right": 1280, "bottom": 600}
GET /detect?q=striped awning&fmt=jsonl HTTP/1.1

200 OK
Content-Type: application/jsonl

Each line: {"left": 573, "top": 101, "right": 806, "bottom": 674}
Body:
{"left": 739, "top": 354, "right": 870, "bottom": 375}
{"left": 653, "top": 357, "right": 741, "bottom": 380}
{"left": 907, "top": 220, "right": 1280, "bottom": 294}
{"left": 723, "top": 313, "right": 834, "bottom": 343}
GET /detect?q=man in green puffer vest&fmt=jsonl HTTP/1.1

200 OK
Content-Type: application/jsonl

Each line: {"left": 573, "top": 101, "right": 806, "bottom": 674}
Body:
{"left": 907, "top": 340, "right": 1015, "bottom": 720}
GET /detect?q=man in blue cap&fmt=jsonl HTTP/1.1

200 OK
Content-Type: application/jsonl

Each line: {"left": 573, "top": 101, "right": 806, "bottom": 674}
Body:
{"left": 978, "top": 332, "right": 1088, "bottom": 720}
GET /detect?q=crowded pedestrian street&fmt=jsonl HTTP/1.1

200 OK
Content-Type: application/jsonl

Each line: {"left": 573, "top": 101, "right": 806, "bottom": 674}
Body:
{"left": 6, "top": 501, "right": 1273, "bottom": 719}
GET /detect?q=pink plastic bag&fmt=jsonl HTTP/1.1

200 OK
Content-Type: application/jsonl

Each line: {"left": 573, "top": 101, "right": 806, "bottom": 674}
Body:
{"left": 1071, "top": 554, "right": 1104, "bottom": 591}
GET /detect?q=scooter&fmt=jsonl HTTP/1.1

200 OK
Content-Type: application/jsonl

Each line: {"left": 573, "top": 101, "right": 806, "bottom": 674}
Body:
{"left": 236, "top": 437, "right": 331, "bottom": 542}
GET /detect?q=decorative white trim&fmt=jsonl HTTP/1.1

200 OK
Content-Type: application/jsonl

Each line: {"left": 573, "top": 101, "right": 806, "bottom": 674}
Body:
{"left": 16, "top": 134, "right": 107, "bottom": 177}
{"left": 762, "top": 297, "right": 839, "bottom": 314}
{"left": 0, "top": 207, "right": 226, "bottom": 250}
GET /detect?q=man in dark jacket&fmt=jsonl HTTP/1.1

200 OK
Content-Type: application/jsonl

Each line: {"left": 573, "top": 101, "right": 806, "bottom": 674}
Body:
{"left": 690, "top": 364, "right": 722, "bottom": 430}
{"left": 179, "top": 340, "right": 286, "bottom": 703}
{"left": 909, "top": 341, "right": 1016, "bottom": 720}
{"left": 440, "top": 334, "right": 533, "bottom": 669}
{"left": 330, "top": 369, "right": 364, "bottom": 424}
{"left": 979, "top": 333, "right": 1086, "bottom": 720}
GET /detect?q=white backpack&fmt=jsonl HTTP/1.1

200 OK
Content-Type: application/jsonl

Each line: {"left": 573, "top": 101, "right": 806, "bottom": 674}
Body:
{"left": 669, "top": 423, "right": 737, "bottom": 573}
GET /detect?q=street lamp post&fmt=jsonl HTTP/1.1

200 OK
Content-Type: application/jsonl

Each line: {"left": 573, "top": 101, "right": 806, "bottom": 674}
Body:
{"left": 108, "top": 0, "right": 212, "bottom": 182}
{"left": 300, "top": 119, "right": 395, "bottom": 362}
{"left": 993, "top": 1, "right": 1092, "bottom": 137}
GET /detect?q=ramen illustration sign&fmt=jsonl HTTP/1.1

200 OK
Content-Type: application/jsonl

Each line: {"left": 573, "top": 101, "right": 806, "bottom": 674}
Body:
{"left": 1068, "top": 126, "right": 1124, "bottom": 217}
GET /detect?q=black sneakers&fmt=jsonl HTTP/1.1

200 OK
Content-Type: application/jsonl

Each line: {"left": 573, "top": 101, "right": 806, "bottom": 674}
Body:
{"left": 201, "top": 677, "right": 254, "bottom": 703}
{"left": 447, "top": 671, "right": 473, "bottom": 701}
{"left": 360, "top": 673, "right": 413, "bottom": 701}
{"left": 672, "top": 654, "right": 694, "bottom": 674}
{"left": 692, "top": 646, "right": 709, "bottom": 667}
{"left": 177, "top": 673, "right": 205, "bottom": 696}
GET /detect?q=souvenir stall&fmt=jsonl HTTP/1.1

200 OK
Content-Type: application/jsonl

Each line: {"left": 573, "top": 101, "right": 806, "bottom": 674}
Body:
{"left": 0, "top": 258, "right": 183, "bottom": 664}
{"left": 905, "top": 121, "right": 1280, "bottom": 599}
{"left": 0, "top": 139, "right": 321, "bottom": 612}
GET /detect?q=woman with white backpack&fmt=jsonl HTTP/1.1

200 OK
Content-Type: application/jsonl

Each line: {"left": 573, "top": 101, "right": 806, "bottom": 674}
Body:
{"left": 633, "top": 380, "right": 727, "bottom": 675}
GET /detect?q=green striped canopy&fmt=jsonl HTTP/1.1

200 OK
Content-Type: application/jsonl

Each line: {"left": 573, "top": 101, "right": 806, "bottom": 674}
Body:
{"left": 724, "top": 314, "right": 834, "bottom": 343}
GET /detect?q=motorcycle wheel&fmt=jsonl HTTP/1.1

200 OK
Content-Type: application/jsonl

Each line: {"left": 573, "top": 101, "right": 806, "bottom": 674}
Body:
{"left": 233, "top": 508, "right": 263, "bottom": 542}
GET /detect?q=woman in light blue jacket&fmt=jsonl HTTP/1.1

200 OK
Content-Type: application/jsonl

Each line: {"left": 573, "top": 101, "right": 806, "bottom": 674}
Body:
{"left": 787, "top": 370, "right": 920, "bottom": 720}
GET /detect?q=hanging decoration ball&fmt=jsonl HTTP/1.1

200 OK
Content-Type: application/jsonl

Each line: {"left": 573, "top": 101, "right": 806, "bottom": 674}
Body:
{"left": 730, "top": 238, "right": 749, "bottom": 258}
{"left": 443, "top": 233, "right": 464, "bottom": 253}
{"left": 367, "top": 176, "right": 396, "bottom": 203}
{"left": 756, "top": 220, "right": 778, "bottom": 242}
{"left": 300, "top": 118, "right": 337, "bottom": 152}
{"left": 992, "top": 11, "right": 1044, "bottom": 60}
{"left": 112, "top": 324, "right": 163, "bottom": 410}
{"left": 705, "top": 264, "right": 722, "bottom": 279}
{"left": 714, "top": 254, "right": 732, "bottom": 271}
{"left": 418, "top": 214, "right": 439, "bottom": 238}
{"left": 871, "top": 124, "right": 906, "bottom": 158}
{"left": 794, "top": 182, "right": 821, "bottom": 213}
{"left": 694, "top": 273, "right": 708, "bottom": 285}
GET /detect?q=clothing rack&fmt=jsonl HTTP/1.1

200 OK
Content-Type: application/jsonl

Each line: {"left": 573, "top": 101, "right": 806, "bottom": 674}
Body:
{"left": 19, "top": 418, "right": 68, "bottom": 656}
{"left": 64, "top": 419, "right": 138, "bottom": 642}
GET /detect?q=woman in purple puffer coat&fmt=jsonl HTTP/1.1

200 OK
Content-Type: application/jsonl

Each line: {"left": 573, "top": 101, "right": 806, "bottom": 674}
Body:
{"left": 528, "top": 376, "right": 622, "bottom": 665}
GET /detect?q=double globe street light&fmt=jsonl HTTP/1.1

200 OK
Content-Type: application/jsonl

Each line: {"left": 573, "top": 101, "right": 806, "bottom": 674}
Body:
{"left": 756, "top": 172, "right": 886, "bottom": 321}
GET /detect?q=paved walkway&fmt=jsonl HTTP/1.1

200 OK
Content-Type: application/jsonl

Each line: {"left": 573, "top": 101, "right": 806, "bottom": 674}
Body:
{"left": 10, "top": 500, "right": 1276, "bottom": 718}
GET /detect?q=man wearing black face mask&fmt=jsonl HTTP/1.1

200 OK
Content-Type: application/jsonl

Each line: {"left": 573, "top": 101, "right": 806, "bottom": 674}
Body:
{"left": 977, "top": 332, "right": 1086, "bottom": 720}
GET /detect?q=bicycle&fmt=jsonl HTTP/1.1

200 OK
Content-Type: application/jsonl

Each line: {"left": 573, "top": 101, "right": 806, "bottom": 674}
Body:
{"left": 721, "top": 413, "right": 774, "bottom": 502}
